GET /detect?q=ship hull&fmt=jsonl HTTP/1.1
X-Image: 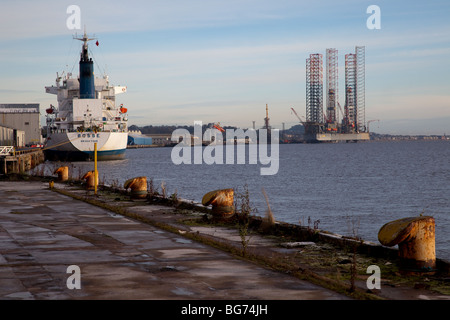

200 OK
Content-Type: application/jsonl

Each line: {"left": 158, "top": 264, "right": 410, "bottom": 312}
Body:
{"left": 44, "top": 148, "right": 126, "bottom": 161}
{"left": 44, "top": 131, "right": 128, "bottom": 161}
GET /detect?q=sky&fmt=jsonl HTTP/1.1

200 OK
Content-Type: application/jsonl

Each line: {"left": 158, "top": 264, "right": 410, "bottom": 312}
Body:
{"left": 0, "top": 0, "right": 449, "bottom": 135}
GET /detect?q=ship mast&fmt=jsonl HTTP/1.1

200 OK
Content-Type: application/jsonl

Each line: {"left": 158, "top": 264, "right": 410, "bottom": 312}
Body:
{"left": 74, "top": 29, "right": 96, "bottom": 61}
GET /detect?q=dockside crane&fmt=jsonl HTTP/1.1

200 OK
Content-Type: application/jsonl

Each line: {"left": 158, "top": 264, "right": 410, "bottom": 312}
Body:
{"left": 290, "top": 107, "right": 307, "bottom": 126}
{"left": 212, "top": 122, "right": 225, "bottom": 132}
{"left": 367, "top": 119, "right": 380, "bottom": 132}
{"left": 336, "top": 102, "right": 345, "bottom": 122}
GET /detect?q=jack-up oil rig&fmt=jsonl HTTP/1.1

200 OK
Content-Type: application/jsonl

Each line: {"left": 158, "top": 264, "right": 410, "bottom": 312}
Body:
{"left": 294, "top": 46, "right": 370, "bottom": 143}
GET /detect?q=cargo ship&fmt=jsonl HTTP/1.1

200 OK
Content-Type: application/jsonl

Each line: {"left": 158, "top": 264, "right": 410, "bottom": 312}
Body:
{"left": 44, "top": 31, "right": 128, "bottom": 161}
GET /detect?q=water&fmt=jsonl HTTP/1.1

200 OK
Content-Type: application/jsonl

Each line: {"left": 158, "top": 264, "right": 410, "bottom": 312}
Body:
{"left": 37, "top": 140, "right": 450, "bottom": 261}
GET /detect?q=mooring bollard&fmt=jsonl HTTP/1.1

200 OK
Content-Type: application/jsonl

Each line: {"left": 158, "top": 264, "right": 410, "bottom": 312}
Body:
{"left": 54, "top": 166, "right": 69, "bottom": 182}
{"left": 378, "top": 216, "right": 436, "bottom": 273}
{"left": 202, "top": 188, "right": 235, "bottom": 218}
{"left": 124, "top": 176, "right": 148, "bottom": 199}
{"left": 82, "top": 170, "right": 98, "bottom": 190}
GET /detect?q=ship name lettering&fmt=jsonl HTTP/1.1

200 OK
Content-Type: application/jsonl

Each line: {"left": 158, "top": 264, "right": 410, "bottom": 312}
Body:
{"left": 78, "top": 134, "right": 100, "bottom": 138}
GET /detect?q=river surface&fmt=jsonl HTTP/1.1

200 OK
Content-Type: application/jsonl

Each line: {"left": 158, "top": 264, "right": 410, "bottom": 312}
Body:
{"left": 35, "top": 140, "right": 450, "bottom": 261}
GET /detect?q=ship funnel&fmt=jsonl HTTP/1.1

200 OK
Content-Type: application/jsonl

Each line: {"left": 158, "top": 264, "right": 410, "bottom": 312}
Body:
{"left": 76, "top": 31, "right": 96, "bottom": 99}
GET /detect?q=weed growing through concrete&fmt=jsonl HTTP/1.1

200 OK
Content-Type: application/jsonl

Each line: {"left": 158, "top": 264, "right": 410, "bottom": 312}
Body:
{"left": 170, "top": 189, "right": 180, "bottom": 206}
{"left": 161, "top": 181, "right": 167, "bottom": 198}
{"left": 262, "top": 188, "right": 275, "bottom": 225}
{"left": 109, "top": 178, "right": 119, "bottom": 188}
{"left": 260, "top": 187, "right": 275, "bottom": 232}
{"left": 346, "top": 216, "right": 361, "bottom": 292}
{"left": 314, "top": 219, "right": 320, "bottom": 230}
{"left": 234, "top": 184, "right": 255, "bottom": 256}
{"left": 147, "top": 178, "right": 157, "bottom": 196}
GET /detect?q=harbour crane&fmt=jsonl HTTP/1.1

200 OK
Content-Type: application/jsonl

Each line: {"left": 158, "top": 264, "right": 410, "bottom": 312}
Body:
{"left": 336, "top": 102, "right": 345, "bottom": 121}
{"left": 212, "top": 122, "right": 225, "bottom": 132}
{"left": 290, "top": 107, "right": 307, "bottom": 126}
{"left": 367, "top": 119, "right": 380, "bottom": 132}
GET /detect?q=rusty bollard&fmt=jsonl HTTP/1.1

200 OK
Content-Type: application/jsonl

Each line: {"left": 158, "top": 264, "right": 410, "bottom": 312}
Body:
{"left": 54, "top": 166, "right": 69, "bottom": 182}
{"left": 124, "top": 177, "right": 148, "bottom": 199}
{"left": 82, "top": 170, "right": 98, "bottom": 190}
{"left": 378, "top": 216, "right": 436, "bottom": 273}
{"left": 202, "top": 188, "right": 235, "bottom": 218}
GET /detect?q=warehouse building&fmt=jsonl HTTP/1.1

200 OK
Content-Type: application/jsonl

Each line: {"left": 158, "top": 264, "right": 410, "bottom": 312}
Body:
{"left": 128, "top": 131, "right": 153, "bottom": 146}
{"left": 0, "top": 104, "right": 42, "bottom": 145}
{"left": 0, "top": 125, "right": 25, "bottom": 147}
{"left": 144, "top": 133, "right": 172, "bottom": 146}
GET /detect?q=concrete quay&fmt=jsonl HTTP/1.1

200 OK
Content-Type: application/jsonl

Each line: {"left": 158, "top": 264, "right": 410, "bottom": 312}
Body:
{"left": 0, "top": 180, "right": 348, "bottom": 301}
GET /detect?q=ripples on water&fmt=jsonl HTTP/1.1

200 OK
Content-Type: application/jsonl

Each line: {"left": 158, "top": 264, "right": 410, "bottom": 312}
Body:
{"left": 37, "top": 140, "right": 450, "bottom": 261}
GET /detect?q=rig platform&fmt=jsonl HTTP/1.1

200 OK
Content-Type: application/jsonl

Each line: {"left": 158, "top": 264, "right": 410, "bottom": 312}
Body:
{"left": 306, "top": 132, "right": 370, "bottom": 143}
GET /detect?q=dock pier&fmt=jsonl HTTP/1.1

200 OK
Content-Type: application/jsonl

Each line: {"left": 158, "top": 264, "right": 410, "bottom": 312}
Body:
{"left": 0, "top": 147, "right": 45, "bottom": 174}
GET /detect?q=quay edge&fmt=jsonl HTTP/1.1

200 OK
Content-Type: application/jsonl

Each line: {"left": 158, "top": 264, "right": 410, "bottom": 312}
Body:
{"left": 0, "top": 149, "right": 45, "bottom": 174}
{"left": 53, "top": 179, "right": 450, "bottom": 278}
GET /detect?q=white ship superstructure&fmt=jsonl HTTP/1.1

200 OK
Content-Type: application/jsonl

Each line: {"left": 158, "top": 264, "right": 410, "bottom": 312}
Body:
{"left": 44, "top": 31, "right": 128, "bottom": 161}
